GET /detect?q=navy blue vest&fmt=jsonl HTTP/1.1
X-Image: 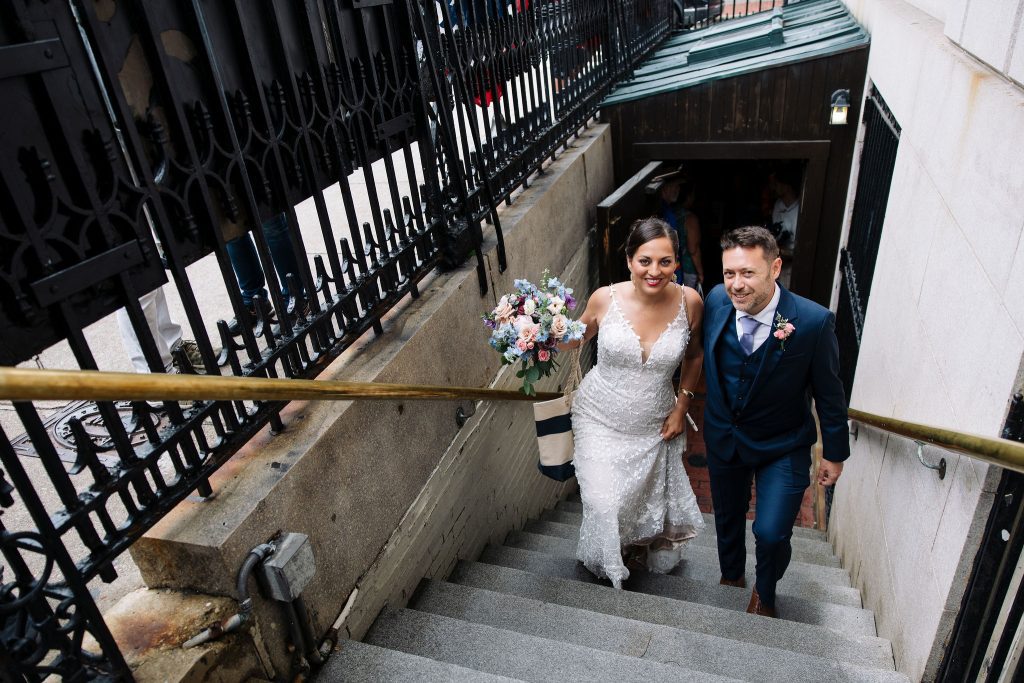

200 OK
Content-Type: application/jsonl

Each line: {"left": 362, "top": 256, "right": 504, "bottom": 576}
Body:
{"left": 716, "top": 320, "right": 769, "bottom": 415}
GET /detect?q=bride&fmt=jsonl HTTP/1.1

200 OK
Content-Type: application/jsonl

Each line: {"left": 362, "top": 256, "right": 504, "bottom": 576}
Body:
{"left": 565, "top": 217, "right": 705, "bottom": 588}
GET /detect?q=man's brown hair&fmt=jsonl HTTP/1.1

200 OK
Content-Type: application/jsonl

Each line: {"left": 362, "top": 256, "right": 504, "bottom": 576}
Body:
{"left": 720, "top": 226, "right": 780, "bottom": 262}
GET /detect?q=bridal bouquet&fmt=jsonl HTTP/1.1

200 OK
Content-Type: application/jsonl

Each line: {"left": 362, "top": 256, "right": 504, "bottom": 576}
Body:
{"left": 482, "top": 271, "right": 586, "bottom": 395}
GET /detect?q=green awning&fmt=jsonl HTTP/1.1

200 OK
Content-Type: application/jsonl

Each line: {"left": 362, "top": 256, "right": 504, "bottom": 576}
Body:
{"left": 603, "top": 0, "right": 869, "bottom": 106}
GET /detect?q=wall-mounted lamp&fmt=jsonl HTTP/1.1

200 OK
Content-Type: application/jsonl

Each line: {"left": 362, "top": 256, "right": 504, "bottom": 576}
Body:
{"left": 830, "top": 89, "right": 851, "bottom": 126}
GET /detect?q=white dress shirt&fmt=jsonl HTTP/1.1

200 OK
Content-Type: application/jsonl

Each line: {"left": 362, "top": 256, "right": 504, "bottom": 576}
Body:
{"left": 772, "top": 198, "right": 800, "bottom": 240}
{"left": 735, "top": 283, "right": 781, "bottom": 353}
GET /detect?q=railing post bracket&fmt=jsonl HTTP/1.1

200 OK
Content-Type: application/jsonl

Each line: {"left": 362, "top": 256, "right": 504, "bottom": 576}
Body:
{"left": 456, "top": 402, "right": 477, "bottom": 428}
{"left": 915, "top": 440, "right": 946, "bottom": 479}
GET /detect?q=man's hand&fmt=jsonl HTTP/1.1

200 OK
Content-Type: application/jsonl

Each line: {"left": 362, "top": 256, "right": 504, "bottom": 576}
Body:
{"left": 818, "top": 459, "right": 844, "bottom": 487}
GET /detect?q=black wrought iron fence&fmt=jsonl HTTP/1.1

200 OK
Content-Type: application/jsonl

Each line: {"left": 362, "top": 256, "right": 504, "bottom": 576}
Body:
{"left": 0, "top": 0, "right": 670, "bottom": 678}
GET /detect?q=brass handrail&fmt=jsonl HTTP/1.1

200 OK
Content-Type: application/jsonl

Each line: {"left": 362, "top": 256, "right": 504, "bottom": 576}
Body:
{"left": 0, "top": 368, "right": 560, "bottom": 403}
{"left": 849, "top": 408, "right": 1024, "bottom": 474}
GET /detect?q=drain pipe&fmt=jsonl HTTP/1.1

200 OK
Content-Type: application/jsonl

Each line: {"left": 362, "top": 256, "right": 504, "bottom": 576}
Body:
{"left": 182, "top": 542, "right": 276, "bottom": 648}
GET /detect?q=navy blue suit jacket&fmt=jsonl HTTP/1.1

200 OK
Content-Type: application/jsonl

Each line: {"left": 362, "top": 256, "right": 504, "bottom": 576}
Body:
{"left": 702, "top": 283, "right": 850, "bottom": 466}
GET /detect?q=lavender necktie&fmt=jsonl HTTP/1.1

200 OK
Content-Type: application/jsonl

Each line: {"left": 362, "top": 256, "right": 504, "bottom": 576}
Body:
{"left": 739, "top": 315, "right": 759, "bottom": 355}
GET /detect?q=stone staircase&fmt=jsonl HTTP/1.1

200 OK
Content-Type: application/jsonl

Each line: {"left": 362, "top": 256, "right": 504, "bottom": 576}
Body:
{"left": 318, "top": 495, "right": 909, "bottom": 682}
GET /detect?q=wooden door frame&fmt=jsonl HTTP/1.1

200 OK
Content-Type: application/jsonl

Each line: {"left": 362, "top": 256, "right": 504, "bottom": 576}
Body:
{"left": 595, "top": 160, "right": 663, "bottom": 286}
{"left": 633, "top": 141, "right": 831, "bottom": 298}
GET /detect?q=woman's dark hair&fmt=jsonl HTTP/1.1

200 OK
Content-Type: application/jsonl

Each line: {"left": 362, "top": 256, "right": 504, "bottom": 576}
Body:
{"left": 720, "top": 225, "right": 780, "bottom": 262}
{"left": 625, "top": 217, "right": 679, "bottom": 259}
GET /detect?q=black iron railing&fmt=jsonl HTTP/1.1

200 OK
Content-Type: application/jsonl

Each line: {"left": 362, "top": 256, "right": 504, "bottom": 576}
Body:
{"left": 0, "top": 0, "right": 670, "bottom": 678}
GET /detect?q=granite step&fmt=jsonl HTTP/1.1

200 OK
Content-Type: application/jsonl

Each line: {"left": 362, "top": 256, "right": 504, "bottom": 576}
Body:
{"left": 503, "top": 530, "right": 860, "bottom": 607}
{"left": 541, "top": 508, "right": 835, "bottom": 554}
{"left": 555, "top": 501, "right": 827, "bottom": 543}
{"left": 450, "top": 561, "right": 894, "bottom": 671}
{"left": 413, "top": 579, "right": 909, "bottom": 682}
{"left": 316, "top": 640, "right": 523, "bottom": 682}
{"left": 480, "top": 544, "right": 876, "bottom": 636}
{"left": 528, "top": 520, "right": 839, "bottom": 569}
{"left": 364, "top": 607, "right": 742, "bottom": 682}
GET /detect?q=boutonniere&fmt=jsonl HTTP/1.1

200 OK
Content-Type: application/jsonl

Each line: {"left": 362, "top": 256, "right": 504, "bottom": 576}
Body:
{"left": 773, "top": 313, "right": 795, "bottom": 350}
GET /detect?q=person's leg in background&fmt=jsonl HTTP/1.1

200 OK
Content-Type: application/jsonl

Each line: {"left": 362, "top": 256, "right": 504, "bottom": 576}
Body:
{"left": 117, "top": 288, "right": 179, "bottom": 372}
{"left": 116, "top": 288, "right": 204, "bottom": 373}
{"left": 261, "top": 212, "right": 306, "bottom": 310}
{"left": 225, "top": 232, "right": 270, "bottom": 334}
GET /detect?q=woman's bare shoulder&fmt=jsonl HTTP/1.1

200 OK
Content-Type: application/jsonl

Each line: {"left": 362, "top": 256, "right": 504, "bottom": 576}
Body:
{"left": 584, "top": 285, "right": 612, "bottom": 312}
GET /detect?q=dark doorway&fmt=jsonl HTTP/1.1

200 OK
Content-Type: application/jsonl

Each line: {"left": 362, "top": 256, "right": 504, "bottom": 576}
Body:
{"left": 597, "top": 149, "right": 828, "bottom": 297}
{"left": 649, "top": 158, "right": 811, "bottom": 294}
{"left": 836, "top": 87, "right": 901, "bottom": 401}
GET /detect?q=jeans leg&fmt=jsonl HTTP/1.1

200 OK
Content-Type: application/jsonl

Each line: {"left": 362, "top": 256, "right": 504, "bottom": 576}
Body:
{"left": 708, "top": 454, "right": 754, "bottom": 583}
{"left": 225, "top": 234, "right": 267, "bottom": 307}
{"left": 751, "top": 451, "right": 811, "bottom": 609}
{"left": 261, "top": 213, "right": 304, "bottom": 300}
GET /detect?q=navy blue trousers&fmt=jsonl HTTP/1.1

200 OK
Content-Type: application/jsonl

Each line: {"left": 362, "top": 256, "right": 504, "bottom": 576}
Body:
{"left": 708, "top": 449, "right": 810, "bottom": 608}
{"left": 226, "top": 213, "right": 304, "bottom": 307}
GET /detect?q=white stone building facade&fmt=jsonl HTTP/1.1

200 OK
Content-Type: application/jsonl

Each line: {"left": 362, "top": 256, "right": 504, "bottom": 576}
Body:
{"left": 832, "top": 0, "right": 1024, "bottom": 679}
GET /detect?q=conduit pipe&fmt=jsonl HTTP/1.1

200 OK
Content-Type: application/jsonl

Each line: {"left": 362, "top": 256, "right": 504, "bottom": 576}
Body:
{"left": 182, "top": 542, "right": 276, "bottom": 649}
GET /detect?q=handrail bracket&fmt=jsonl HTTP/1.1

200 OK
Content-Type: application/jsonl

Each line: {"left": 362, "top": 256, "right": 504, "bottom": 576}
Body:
{"left": 915, "top": 440, "right": 947, "bottom": 480}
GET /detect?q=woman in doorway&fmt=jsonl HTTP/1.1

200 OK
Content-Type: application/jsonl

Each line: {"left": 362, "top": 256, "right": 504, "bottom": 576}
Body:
{"left": 673, "top": 181, "right": 705, "bottom": 291}
{"left": 564, "top": 217, "right": 705, "bottom": 588}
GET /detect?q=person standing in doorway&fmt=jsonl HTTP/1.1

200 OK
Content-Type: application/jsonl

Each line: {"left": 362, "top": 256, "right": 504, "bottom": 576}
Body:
{"left": 770, "top": 167, "right": 801, "bottom": 251}
{"left": 702, "top": 226, "right": 848, "bottom": 617}
{"left": 658, "top": 175, "right": 705, "bottom": 291}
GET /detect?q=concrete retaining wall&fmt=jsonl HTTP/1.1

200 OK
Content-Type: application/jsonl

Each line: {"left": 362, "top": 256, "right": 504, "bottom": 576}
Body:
{"left": 116, "top": 125, "right": 613, "bottom": 679}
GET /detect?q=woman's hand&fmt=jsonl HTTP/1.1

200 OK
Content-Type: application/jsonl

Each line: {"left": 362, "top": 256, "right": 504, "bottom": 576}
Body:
{"left": 660, "top": 401, "right": 689, "bottom": 441}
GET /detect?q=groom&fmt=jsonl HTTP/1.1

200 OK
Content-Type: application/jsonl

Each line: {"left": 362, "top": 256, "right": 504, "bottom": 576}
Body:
{"left": 702, "top": 226, "right": 849, "bottom": 617}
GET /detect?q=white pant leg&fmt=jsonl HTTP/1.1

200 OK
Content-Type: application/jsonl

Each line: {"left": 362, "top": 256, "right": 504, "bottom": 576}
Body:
{"left": 116, "top": 288, "right": 182, "bottom": 372}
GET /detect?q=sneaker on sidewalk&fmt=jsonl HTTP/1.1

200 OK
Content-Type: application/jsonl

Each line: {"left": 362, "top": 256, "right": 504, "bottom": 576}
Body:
{"left": 171, "top": 339, "right": 206, "bottom": 374}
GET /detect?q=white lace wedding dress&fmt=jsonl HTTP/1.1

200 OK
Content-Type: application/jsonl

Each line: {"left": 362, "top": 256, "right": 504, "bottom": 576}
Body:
{"left": 571, "top": 283, "right": 704, "bottom": 588}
